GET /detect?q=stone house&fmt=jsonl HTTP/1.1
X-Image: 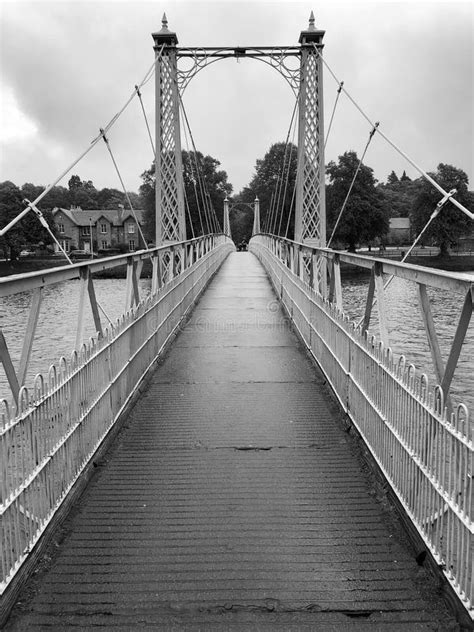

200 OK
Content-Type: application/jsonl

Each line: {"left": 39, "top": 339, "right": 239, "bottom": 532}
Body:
{"left": 52, "top": 207, "right": 146, "bottom": 253}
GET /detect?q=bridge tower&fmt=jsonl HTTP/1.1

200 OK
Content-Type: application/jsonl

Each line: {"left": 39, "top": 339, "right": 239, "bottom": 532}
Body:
{"left": 252, "top": 197, "right": 260, "bottom": 235}
{"left": 152, "top": 15, "right": 186, "bottom": 247}
{"left": 223, "top": 197, "right": 231, "bottom": 238}
{"left": 295, "top": 13, "right": 326, "bottom": 290}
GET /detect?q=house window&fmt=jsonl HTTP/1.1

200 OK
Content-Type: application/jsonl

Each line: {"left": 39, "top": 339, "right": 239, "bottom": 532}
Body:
{"left": 128, "top": 223, "right": 135, "bottom": 234}
{"left": 129, "top": 240, "right": 135, "bottom": 251}
{"left": 58, "top": 223, "right": 65, "bottom": 234}
{"left": 100, "top": 223, "right": 107, "bottom": 233}
{"left": 101, "top": 240, "right": 108, "bottom": 250}
{"left": 81, "top": 226, "right": 90, "bottom": 236}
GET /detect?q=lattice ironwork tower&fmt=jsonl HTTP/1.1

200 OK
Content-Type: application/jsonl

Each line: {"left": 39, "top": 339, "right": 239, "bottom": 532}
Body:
{"left": 295, "top": 13, "right": 326, "bottom": 249}
{"left": 152, "top": 15, "right": 186, "bottom": 246}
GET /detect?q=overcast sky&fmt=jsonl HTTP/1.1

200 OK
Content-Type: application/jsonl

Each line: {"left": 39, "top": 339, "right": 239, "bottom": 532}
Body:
{"left": 0, "top": 0, "right": 473, "bottom": 199}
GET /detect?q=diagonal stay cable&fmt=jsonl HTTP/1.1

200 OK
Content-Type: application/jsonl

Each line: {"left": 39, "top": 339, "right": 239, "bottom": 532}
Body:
{"left": 270, "top": 70, "right": 304, "bottom": 237}
{"left": 99, "top": 129, "right": 148, "bottom": 249}
{"left": 179, "top": 94, "right": 221, "bottom": 233}
{"left": 284, "top": 182, "right": 297, "bottom": 239}
{"left": 327, "top": 122, "right": 379, "bottom": 247}
{"left": 356, "top": 189, "right": 457, "bottom": 329}
{"left": 0, "top": 47, "right": 164, "bottom": 238}
{"left": 325, "top": 81, "right": 344, "bottom": 149}
{"left": 135, "top": 85, "right": 155, "bottom": 156}
{"left": 312, "top": 43, "right": 473, "bottom": 221}
{"left": 178, "top": 96, "right": 212, "bottom": 233}
{"left": 278, "top": 103, "right": 299, "bottom": 236}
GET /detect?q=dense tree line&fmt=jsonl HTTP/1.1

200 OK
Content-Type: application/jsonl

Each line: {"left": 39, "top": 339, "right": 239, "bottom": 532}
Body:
{"left": 1, "top": 144, "right": 473, "bottom": 260}
{"left": 0, "top": 176, "right": 143, "bottom": 259}
{"left": 234, "top": 142, "right": 474, "bottom": 252}
{"left": 140, "top": 151, "right": 233, "bottom": 243}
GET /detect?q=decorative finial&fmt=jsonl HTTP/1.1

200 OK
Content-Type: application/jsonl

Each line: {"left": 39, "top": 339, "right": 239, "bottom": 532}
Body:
{"left": 162, "top": 13, "right": 168, "bottom": 29}
{"left": 308, "top": 11, "right": 316, "bottom": 30}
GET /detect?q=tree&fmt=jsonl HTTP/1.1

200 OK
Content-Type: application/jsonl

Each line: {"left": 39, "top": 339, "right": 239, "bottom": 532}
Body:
{"left": 68, "top": 174, "right": 99, "bottom": 209}
{"left": 326, "top": 151, "right": 389, "bottom": 251}
{"left": 140, "top": 151, "right": 233, "bottom": 243}
{"left": 387, "top": 170, "right": 399, "bottom": 185}
{"left": 377, "top": 172, "right": 420, "bottom": 218}
{"left": 239, "top": 142, "right": 297, "bottom": 239}
{"left": 0, "top": 181, "right": 57, "bottom": 259}
{"left": 410, "top": 163, "right": 473, "bottom": 256}
{"left": 0, "top": 181, "right": 24, "bottom": 259}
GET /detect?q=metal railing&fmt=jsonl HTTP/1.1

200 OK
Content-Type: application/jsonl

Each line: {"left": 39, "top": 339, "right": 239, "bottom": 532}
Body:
{"left": 0, "top": 235, "right": 234, "bottom": 598}
{"left": 250, "top": 234, "right": 473, "bottom": 618}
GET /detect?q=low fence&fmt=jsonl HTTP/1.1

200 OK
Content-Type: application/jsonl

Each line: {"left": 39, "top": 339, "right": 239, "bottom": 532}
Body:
{"left": 250, "top": 234, "right": 473, "bottom": 619}
{"left": 0, "top": 235, "right": 234, "bottom": 606}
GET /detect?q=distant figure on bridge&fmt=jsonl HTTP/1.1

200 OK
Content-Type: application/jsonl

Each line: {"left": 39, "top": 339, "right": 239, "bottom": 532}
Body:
{"left": 238, "top": 239, "right": 248, "bottom": 252}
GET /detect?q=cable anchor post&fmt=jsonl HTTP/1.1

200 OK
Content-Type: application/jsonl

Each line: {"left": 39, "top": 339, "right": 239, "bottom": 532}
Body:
{"left": 99, "top": 128, "right": 110, "bottom": 147}
{"left": 431, "top": 188, "right": 457, "bottom": 220}
{"left": 369, "top": 121, "right": 380, "bottom": 141}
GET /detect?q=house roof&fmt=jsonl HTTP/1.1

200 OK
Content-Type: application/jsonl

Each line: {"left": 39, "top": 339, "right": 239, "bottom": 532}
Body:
{"left": 53, "top": 207, "right": 144, "bottom": 226}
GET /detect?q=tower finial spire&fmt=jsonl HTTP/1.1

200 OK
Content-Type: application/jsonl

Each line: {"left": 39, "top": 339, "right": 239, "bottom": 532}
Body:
{"left": 308, "top": 11, "right": 316, "bottom": 30}
{"left": 162, "top": 13, "right": 168, "bottom": 29}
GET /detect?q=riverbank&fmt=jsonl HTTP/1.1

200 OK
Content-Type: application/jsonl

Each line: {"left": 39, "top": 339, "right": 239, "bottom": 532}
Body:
{"left": 0, "top": 258, "right": 152, "bottom": 279}
{"left": 341, "top": 253, "right": 474, "bottom": 276}
{"left": 1, "top": 253, "right": 473, "bottom": 278}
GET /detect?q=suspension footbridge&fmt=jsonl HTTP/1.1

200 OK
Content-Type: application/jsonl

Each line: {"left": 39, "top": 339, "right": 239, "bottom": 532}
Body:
{"left": 1, "top": 14, "right": 472, "bottom": 630}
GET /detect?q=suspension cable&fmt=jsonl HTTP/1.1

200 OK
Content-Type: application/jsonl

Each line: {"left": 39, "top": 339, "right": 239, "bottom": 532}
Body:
{"left": 22, "top": 198, "right": 73, "bottom": 264}
{"left": 178, "top": 96, "right": 214, "bottom": 233}
{"left": 183, "top": 184, "right": 196, "bottom": 239}
{"left": 268, "top": 75, "right": 303, "bottom": 237}
{"left": 135, "top": 85, "right": 155, "bottom": 156}
{"left": 312, "top": 43, "right": 474, "bottom": 222}
{"left": 99, "top": 129, "right": 148, "bottom": 248}
{"left": 356, "top": 189, "right": 457, "bottom": 329}
{"left": 284, "top": 183, "right": 297, "bottom": 239}
{"left": 0, "top": 47, "right": 164, "bottom": 238}
{"left": 327, "top": 122, "right": 379, "bottom": 247}
{"left": 277, "top": 104, "right": 299, "bottom": 236}
{"left": 181, "top": 124, "right": 205, "bottom": 236}
{"left": 324, "top": 81, "right": 344, "bottom": 149}
{"left": 264, "top": 191, "right": 276, "bottom": 234}
{"left": 179, "top": 95, "right": 222, "bottom": 233}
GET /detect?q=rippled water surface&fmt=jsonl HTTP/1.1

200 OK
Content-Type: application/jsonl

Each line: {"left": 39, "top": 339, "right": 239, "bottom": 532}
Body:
{"left": 0, "top": 278, "right": 151, "bottom": 399}
{"left": 341, "top": 273, "right": 474, "bottom": 413}
{"left": 1, "top": 273, "right": 472, "bottom": 414}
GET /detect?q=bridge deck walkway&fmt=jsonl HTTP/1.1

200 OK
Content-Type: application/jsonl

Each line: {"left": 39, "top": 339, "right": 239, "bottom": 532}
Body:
{"left": 6, "top": 252, "right": 457, "bottom": 630}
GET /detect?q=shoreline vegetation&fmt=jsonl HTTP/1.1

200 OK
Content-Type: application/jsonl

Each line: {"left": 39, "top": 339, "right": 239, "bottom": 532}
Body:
{"left": 1, "top": 251, "right": 473, "bottom": 280}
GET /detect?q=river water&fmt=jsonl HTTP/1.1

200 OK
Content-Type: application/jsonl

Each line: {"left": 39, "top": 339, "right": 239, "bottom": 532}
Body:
{"left": 1, "top": 273, "right": 473, "bottom": 414}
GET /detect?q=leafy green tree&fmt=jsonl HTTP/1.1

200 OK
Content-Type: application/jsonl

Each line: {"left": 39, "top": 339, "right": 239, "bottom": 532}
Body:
{"left": 326, "top": 151, "right": 389, "bottom": 251}
{"left": 410, "top": 163, "right": 473, "bottom": 256}
{"left": 140, "top": 151, "right": 233, "bottom": 243}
